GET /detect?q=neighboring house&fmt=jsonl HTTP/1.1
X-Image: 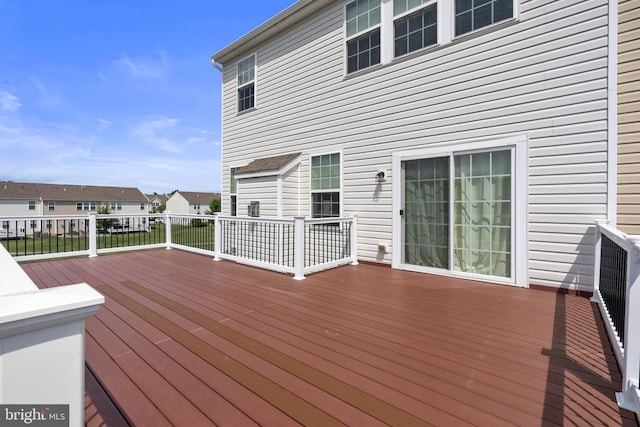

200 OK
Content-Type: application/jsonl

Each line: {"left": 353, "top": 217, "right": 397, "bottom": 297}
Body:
{"left": 0, "top": 181, "right": 148, "bottom": 235}
{"left": 146, "top": 193, "right": 169, "bottom": 212}
{"left": 617, "top": 0, "right": 640, "bottom": 235}
{"left": 166, "top": 191, "right": 220, "bottom": 215}
{"left": 211, "top": 0, "right": 623, "bottom": 292}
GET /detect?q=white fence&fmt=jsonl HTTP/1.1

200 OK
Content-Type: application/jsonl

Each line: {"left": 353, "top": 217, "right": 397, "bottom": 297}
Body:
{"left": 592, "top": 221, "right": 640, "bottom": 414}
{"left": 214, "top": 215, "right": 358, "bottom": 280}
{"left": 0, "top": 241, "right": 104, "bottom": 426}
{"left": 2, "top": 213, "right": 358, "bottom": 280}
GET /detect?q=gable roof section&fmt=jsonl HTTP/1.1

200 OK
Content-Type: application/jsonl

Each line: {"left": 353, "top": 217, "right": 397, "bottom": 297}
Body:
{"left": 176, "top": 192, "right": 220, "bottom": 204}
{"left": 211, "top": 0, "right": 335, "bottom": 65}
{"left": 0, "top": 182, "right": 40, "bottom": 200}
{"left": 0, "top": 182, "right": 147, "bottom": 202}
{"left": 235, "top": 153, "right": 301, "bottom": 177}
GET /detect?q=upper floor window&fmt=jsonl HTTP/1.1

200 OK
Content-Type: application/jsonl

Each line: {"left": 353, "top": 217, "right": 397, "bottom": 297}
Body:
{"left": 311, "top": 153, "right": 341, "bottom": 218}
{"left": 346, "top": 0, "right": 381, "bottom": 73}
{"left": 140, "top": 202, "right": 145, "bottom": 210}
{"left": 77, "top": 202, "right": 96, "bottom": 211}
{"left": 455, "top": 0, "right": 513, "bottom": 36}
{"left": 110, "top": 202, "right": 122, "bottom": 211}
{"left": 237, "top": 55, "right": 256, "bottom": 112}
{"left": 48, "top": 201, "right": 55, "bottom": 211}
{"left": 394, "top": 1, "right": 437, "bottom": 57}
{"left": 28, "top": 200, "right": 36, "bottom": 210}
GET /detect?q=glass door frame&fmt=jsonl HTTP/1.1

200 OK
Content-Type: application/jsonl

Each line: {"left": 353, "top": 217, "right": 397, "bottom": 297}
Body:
{"left": 391, "top": 134, "right": 529, "bottom": 287}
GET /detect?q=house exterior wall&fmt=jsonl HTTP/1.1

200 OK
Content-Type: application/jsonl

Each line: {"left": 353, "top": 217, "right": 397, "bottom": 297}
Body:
{"left": 617, "top": 0, "right": 640, "bottom": 235}
{"left": 218, "top": 0, "right": 612, "bottom": 291}
{"left": 0, "top": 200, "right": 39, "bottom": 216}
{"left": 166, "top": 193, "right": 188, "bottom": 214}
{"left": 237, "top": 176, "right": 278, "bottom": 217}
{"left": 282, "top": 164, "right": 302, "bottom": 217}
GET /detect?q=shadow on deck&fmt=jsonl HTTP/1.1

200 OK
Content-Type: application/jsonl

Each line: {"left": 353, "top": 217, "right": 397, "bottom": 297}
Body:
{"left": 21, "top": 249, "right": 638, "bottom": 426}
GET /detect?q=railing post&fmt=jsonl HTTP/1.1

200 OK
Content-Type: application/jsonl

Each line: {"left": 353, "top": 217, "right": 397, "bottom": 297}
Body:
{"left": 214, "top": 214, "right": 221, "bottom": 261}
{"left": 350, "top": 215, "right": 359, "bottom": 265}
{"left": 617, "top": 237, "right": 640, "bottom": 413}
{"left": 293, "top": 216, "right": 305, "bottom": 280}
{"left": 89, "top": 212, "right": 97, "bottom": 258}
{"left": 165, "top": 212, "right": 172, "bottom": 249}
{"left": 591, "top": 220, "right": 608, "bottom": 303}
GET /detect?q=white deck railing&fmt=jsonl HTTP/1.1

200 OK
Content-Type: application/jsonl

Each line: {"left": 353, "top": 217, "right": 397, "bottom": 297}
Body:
{"left": 214, "top": 215, "right": 358, "bottom": 280}
{"left": 0, "top": 241, "right": 104, "bottom": 426}
{"left": 1, "top": 213, "right": 358, "bottom": 280}
{"left": 592, "top": 221, "right": 640, "bottom": 414}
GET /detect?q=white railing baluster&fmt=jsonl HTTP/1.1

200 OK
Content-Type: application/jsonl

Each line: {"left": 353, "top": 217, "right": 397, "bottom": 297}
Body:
{"left": 617, "top": 237, "right": 640, "bottom": 413}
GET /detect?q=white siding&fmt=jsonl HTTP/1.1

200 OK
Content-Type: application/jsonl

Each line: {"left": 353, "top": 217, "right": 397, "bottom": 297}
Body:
{"left": 237, "top": 177, "right": 278, "bottom": 217}
{"left": 282, "top": 164, "right": 301, "bottom": 217}
{"left": 219, "top": 0, "right": 611, "bottom": 290}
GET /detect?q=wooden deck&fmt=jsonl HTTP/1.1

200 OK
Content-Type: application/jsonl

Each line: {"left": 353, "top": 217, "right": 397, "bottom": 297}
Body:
{"left": 21, "top": 249, "right": 638, "bottom": 426}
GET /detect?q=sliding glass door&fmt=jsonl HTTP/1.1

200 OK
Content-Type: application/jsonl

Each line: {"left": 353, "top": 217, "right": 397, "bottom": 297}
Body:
{"left": 402, "top": 149, "right": 513, "bottom": 279}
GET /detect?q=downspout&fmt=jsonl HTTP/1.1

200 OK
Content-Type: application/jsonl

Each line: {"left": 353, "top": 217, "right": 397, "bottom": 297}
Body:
{"left": 211, "top": 58, "right": 223, "bottom": 72}
{"left": 211, "top": 57, "right": 224, "bottom": 212}
{"left": 607, "top": 0, "right": 618, "bottom": 225}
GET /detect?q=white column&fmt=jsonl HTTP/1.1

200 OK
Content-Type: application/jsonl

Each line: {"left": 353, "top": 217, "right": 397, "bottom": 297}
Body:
{"left": 293, "top": 216, "right": 305, "bottom": 280}
{"left": 350, "top": 215, "right": 359, "bottom": 265}
{"left": 214, "top": 214, "right": 222, "bottom": 261}
{"left": 164, "top": 212, "right": 172, "bottom": 249}
{"left": 89, "top": 213, "right": 97, "bottom": 258}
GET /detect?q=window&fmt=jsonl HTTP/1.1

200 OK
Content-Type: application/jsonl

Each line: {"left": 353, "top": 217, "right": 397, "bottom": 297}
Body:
{"left": 28, "top": 200, "right": 36, "bottom": 210}
{"left": 394, "top": 2, "right": 438, "bottom": 57}
{"left": 193, "top": 204, "right": 201, "bottom": 211}
{"left": 30, "top": 220, "right": 37, "bottom": 229}
{"left": 230, "top": 167, "right": 238, "bottom": 216}
{"left": 140, "top": 203, "right": 145, "bottom": 210}
{"left": 2, "top": 221, "right": 8, "bottom": 230}
{"left": 109, "top": 202, "right": 122, "bottom": 211}
{"left": 311, "top": 153, "right": 341, "bottom": 218}
{"left": 46, "top": 220, "right": 52, "bottom": 229}
{"left": 76, "top": 202, "right": 96, "bottom": 211}
{"left": 455, "top": 0, "right": 513, "bottom": 36}
{"left": 346, "top": 0, "right": 381, "bottom": 73}
{"left": 48, "top": 201, "right": 55, "bottom": 211}
{"left": 248, "top": 201, "right": 260, "bottom": 217}
{"left": 237, "top": 55, "right": 255, "bottom": 112}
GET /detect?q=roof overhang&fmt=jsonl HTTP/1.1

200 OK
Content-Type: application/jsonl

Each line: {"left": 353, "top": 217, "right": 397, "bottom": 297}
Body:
{"left": 211, "top": 0, "right": 336, "bottom": 66}
{"left": 235, "top": 153, "right": 301, "bottom": 179}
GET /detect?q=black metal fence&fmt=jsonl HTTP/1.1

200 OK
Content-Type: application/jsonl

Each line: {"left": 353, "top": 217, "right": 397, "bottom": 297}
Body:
{"left": 598, "top": 234, "right": 628, "bottom": 345}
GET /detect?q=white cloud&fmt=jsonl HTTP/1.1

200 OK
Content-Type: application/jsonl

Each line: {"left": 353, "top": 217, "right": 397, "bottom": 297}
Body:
{"left": 0, "top": 90, "right": 21, "bottom": 111}
{"left": 30, "top": 78, "right": 64, "bottom": 108}
{"left": 97, "top": 118, "right": 112, "bottom": 132}
{"left": 111, "top": 53, "right": 168, "bottom": 80}
{"left": 131, "top": 116, "right": 214, "bottom": 154}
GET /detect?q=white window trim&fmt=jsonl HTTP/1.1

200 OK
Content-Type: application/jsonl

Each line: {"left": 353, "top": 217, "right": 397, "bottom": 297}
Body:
{"left": 344, "top": 0, "right": 384, "bottom": 74}
{"left": 236, "top": 52, "right": 257, "bottom": 113}
{"left": 450, "top": 0, "right": 519, "bottom": 41}
{"left": 309, "top": 150, "right": 343, "bottom": 218}
{"left": 391, "top": 133, "right": 528, "bottom": 288}
{"left": 344, "top": 0, "right": 518, "bottom": 76}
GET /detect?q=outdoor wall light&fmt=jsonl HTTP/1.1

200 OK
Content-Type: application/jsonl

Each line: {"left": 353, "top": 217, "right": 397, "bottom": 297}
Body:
{"left": 375, "top": 170, "right": 386, "bottom": 183}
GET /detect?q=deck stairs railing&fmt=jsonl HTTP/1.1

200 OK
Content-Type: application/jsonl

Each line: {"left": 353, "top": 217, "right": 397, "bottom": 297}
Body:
{"left": 1, "top": 213, "right": 358, "bottom": 280}
{"left": 592, "top": 221, "right": 640, "bottom": 414}
{"left": 0, "top": 240, "right": 103, "bottom": 425}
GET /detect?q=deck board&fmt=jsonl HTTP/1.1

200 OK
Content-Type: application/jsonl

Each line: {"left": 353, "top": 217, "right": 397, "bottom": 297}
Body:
{"left": 20, "top": 249, "right": 639, "bottom": 426}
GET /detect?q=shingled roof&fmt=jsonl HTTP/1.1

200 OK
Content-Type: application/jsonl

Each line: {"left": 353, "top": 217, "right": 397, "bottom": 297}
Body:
{"left": 176, "top": 192, "right": 220, "bottom": 204}
{"left": 0, "top": 181, "right": 147, "bottom": 202}
{"left": 235, "top": 153, "right": 301, "bottom": 175}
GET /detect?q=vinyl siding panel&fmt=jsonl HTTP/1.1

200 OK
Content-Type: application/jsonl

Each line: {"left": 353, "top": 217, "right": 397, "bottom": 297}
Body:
{"left": 237, "top": 177, "right": 278, "bottom": 218}
{"left": 618, "top": 0, "right": 640, "bottom": 234}
{"left": 219, "top": 0, "right": 610, "bottom": 290}
{"left": 282, "top": 165, "right": 301, "bottom": 217}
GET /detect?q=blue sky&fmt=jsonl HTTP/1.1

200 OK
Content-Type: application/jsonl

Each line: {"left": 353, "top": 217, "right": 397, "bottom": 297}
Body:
{"left": 0, "top": 1, "right": 296, "bottom": 194}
